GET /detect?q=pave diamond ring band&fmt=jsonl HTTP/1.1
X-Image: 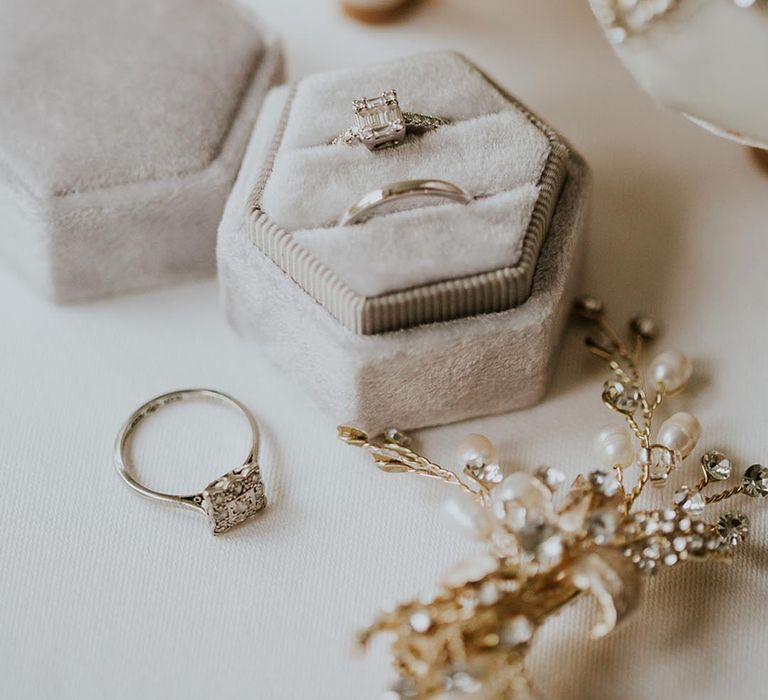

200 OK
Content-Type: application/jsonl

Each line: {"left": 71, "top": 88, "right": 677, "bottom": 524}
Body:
{"left": 333, "top": 89, "right": 449, "bottom": 151}
{"left": 114, "top": 389, "right": 266, "bottom": 535}
{"left": 338, "top": 179, "right": 473, "bottom": 226}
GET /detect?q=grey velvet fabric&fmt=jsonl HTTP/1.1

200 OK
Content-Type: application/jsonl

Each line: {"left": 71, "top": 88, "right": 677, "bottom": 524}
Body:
{"left": 0, "top": 0, "right": 283, "bottom": 301}
{"left": 218, "top": 84, "right": 591, "bottom": 432}
{"left": 260, "top": 52, "right": 553, "bottom": 298}
{"left": 1, "top": 0, "right": 264, "bottom": 197}
{"left": 246, "top": 52, "right": 568, "bottom": 334}
{"left": 293, "top": 187, "right": 540, "bottom": 297}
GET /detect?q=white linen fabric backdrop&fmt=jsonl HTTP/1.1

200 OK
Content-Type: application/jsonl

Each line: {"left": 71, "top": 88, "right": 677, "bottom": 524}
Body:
{"left": 2, "top": 1, "right": 767, "bottom": 699}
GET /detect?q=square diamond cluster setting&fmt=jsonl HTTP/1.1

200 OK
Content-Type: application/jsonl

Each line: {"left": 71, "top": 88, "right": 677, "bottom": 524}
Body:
{"left": 354, "top": 90, "right": 406, "bottom": 150}
{"left": 201, "top": 464, "right": 266, "bottom": 535}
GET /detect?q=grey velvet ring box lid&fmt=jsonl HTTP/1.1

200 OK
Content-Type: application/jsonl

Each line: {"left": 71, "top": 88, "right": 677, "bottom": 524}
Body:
{"left": 0, "top": 0, "right": 283, "bottom": 302}
{"left": 219, "top": 52, "right": 592, "bottom": 433}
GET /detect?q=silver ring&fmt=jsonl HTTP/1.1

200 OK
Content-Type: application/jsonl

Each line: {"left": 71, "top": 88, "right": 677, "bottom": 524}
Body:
{"left": 114, "top": 389, "right": 266, "bottom": 535}
{"left": 338, "top": 179, "right": 472, "bottom": 226}
{"left": 333, "top": 89, "right": 449, "bottom": 151}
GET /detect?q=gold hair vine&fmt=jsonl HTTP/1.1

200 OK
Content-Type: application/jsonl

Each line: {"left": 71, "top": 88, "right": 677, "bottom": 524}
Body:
{"left": 338, "top": 296, "right": 767, "bottom": 699}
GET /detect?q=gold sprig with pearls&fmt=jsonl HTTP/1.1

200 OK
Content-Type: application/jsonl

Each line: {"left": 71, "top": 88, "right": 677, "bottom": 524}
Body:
{"left": 337, "top": 296, "right": 766, "bottom": 699}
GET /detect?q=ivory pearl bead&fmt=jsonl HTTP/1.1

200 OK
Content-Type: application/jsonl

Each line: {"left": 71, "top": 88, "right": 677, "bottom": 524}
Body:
{"left": 458, "top": 433, "right": 498, "bottom": 467}
{"left": 594, "top": 425, "right": 635, "bottom": 468}
{"left": 649, "top": 350, "right": 693, "bottom": 394}
{"left": 442, "top": 495, "right": 491, "bottom": 540}
{"left": 657, "top": 411, "right": 701, "bottom": 458}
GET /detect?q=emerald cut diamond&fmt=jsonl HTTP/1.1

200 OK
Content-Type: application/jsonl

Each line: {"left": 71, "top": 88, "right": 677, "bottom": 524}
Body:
{"left": 353, "top": 89, "right": 406, "bottom": 150}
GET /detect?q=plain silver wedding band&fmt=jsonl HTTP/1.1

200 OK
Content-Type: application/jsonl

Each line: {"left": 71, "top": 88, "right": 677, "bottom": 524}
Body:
{"left": 338, "top": 179, "right": 472, "bottom": 226}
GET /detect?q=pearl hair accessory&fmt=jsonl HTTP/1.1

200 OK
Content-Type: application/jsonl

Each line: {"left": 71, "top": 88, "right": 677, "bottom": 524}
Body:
{"left": 591, "top": 0, "right": 764, "bottom": 45}
{"left": 337, "top": 296, "right": 767, "bottom": 700}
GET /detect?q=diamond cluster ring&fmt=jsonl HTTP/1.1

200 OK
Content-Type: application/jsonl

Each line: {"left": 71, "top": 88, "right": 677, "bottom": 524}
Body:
{"left": 113, "top": 389, "right": 266, "bottom": 535}
{"left": 338, "top": 179, "right": 472, "bottom": 226}
{"left": 334, "top": 89, "right": 449, "bottom": 151}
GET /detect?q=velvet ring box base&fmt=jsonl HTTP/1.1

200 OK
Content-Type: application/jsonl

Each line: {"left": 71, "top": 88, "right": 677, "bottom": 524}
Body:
{"left": 218, "top": 53, "right": 591, "bottom": 433}
{"left": 0, "top": 0, "right": 283, "bottom": 302}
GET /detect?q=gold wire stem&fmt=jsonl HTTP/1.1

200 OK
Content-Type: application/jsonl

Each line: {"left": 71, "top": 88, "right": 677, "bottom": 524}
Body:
{"left": 339, "top": 427, "right": 482, "bottom": 503}
{"left": 624, "top": 461, "right": 650, "bottom": 512}
{"left": 639, "top": 383, "right": 662, "bottom": 424}
{"left": 705, "top": 485, "right": 744, "bottom": 504}
{"left": 382, "top": 445, "right": 480, "bottom": 500}
{"left": 613, "top": 465, "right": 631, "bottom": 509}
{"left": 463, "top": 467, "right": 494, "bottom": 503}
{"left": 588, "top": 345, "right": 615, "bottom": 362}
{"left": 624, "top": 413, "right": 647, "bottom": 443}
{"left": 609, "top": 360, "right": 636, "bottom": 387}
{"left": 646, "top": 390, "right": 663, "bottom": 425}
{"left": 597, "top": 318, "right": 630, "bottom": 359}
{"left": 598, "top": 318, "right": 642, "bottom": 382}
{"left": 693, "top": 475, "right": 709, "bottom": 493}
{"left": 613, "top": 464, "right": 625, "bottom": 492}
{"left": 624, "top": 394, "right": 660, "bottom": 507}
{"left": 589, "top": 315, "right": 656, "bottom": 511}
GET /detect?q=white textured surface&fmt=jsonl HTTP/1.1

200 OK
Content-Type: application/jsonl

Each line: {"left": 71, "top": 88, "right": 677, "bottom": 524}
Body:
{"left": 1, "top": 2, "right": 768, "bottom": 700}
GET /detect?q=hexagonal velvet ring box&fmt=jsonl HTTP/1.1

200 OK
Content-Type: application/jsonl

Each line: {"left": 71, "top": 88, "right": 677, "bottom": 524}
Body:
{"left": 219, "top": 52, "right": 591, "bottom": 432}
{"left": 0, "top": 0, "right": 282, "bottom": 302}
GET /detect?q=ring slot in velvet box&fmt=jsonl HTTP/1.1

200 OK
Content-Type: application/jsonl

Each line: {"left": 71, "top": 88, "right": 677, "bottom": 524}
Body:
{"left": 218, "top": 52, "right": 591, "bottom": 433}
{"left": 0, "top": 0, "right": 283, "bottom": 302}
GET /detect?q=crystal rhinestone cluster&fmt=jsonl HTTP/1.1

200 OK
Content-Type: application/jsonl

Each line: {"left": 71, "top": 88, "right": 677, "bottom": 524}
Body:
{"left": 337, "top": 296, "right": 766, "bottom": 699}
{"left": 201, "top": 464, "right": 266, "bottom": 535}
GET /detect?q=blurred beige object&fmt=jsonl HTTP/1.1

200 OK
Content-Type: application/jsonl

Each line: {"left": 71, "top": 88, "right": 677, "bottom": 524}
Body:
{"left": 589, "top": 0, "right": 768, "bottom": 148}
{"left": 341, "top": 0, "right": 420, "bottom": 22}
{"left": 752, "top": 147, "right": 768, "bottom": 173}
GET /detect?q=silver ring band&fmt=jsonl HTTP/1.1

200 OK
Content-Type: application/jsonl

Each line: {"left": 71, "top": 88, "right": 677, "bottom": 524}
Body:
{"left": 114, "top": 388, "right": 266, "bottom": 535}
{"left": 338, "top": 179, "right": 472, "bottom": 226}
{"left": 334, "top": 112, "right": 450, "bottom": 148}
